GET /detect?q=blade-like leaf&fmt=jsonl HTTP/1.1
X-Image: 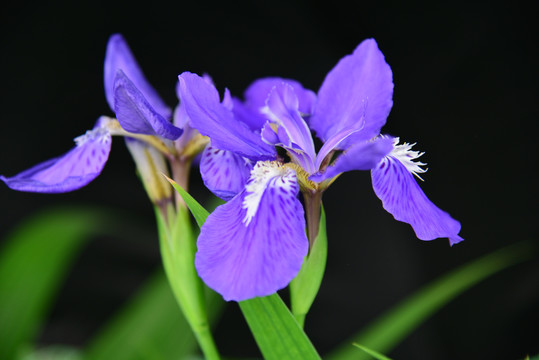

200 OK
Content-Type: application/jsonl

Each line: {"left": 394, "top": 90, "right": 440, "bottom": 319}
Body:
{"left": 351, "top": 343, "right": 392, "bottom": 360}
{"left": 0, "top": 207, "right": 110, "bottom": 360}
{"left": 290, "top": 205, "right": 328, "bottom": 327}
{"left": 164, "top": 176, "right": 210, "bottom": 227}
{"left": 85, "top": 268, "right": 223, "bottom": 360}
{"left": 239, "top": 294, "right": 321, "bottom": 360}
{"left": 328, "top": 242, "right": 535, "bottom": 360}
{"left": 170, "top": 183, "right": 321, "bottom": 359}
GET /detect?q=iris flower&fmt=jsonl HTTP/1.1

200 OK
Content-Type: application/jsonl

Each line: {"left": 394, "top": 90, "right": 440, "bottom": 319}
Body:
{"left": 1, "top": 34, "right": 183, "bottom": 195}
{"left": 178, "top": 39, "right": 463, "bottom": 301}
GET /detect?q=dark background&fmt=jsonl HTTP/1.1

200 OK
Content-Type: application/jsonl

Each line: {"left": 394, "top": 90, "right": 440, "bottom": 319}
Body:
{"left": 1, "top": 1, "right": 538, "bottom": 359}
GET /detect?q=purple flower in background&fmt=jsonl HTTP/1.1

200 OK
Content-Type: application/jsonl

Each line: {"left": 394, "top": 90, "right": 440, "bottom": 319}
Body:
{"left": 179, "top": 38, "right": 463, "bottom": 301}
{"left": 1, "top": 34, "right": 182, "bottom": 193}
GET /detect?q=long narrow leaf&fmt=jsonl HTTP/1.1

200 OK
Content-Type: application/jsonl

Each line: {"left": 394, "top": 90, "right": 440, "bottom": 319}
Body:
{"left": 85, "top": 270, "right": 197, "bottom": 360}
{"left": 0, "top": 207, "right": 109, "bottom": 359}
{"left": 239, "top": 294, "right": 321, "bottom": 360}
{"left": 328, "top": 242, "right": 534, "bottom": 360}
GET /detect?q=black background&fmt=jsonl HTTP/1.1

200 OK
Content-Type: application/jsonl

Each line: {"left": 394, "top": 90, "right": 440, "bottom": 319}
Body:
{"left": 1, "top": 1, "right": 538, "bottom": 359}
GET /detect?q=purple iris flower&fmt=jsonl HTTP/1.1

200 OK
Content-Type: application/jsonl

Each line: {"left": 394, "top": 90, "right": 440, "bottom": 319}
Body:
{"left": 1, "top": 34, "right": 182, "bottom": 193}
{"left": 178, "top": 38, "right": 463, "bottom": 301}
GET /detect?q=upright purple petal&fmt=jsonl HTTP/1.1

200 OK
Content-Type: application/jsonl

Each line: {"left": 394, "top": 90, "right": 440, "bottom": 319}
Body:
{"left": 114, "top": 70, "right": 182, "bottom": 140}
{"left": 104, "top": 34, "right": 172, "bottom": 118}
{"left": 195, "top": 161, "right": 308, "bottom": 301}
{"left": 200, "top": 146, "right": 254, "bottom": 201}
{"left": 0, "top": 117, "right": 112, "bottom": 193}
{"left": 310, "top": 136, "right": 394, "bottom": 182}
{"left": 244, "top": 77, "right": 317, "bottom": 116}
{"left": 310, "top": 39, "right": 393, "bottom": 148}
{"left": 371, "top": 156, "right": 463, "bottom": 246}
{"left": 178, "top": 72, "right": 276, "bottom": 160}
{"left": 262, "top": 83, "right": 317, "bottom": 172}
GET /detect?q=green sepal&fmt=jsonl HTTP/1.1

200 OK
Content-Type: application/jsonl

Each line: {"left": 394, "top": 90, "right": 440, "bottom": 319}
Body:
{"left": 290, "top": 205, "right": 328, "bottom": 327}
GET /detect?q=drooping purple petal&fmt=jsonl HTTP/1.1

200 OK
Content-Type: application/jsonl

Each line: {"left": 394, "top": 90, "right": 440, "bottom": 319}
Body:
{"left": 262, "top": 82, "right": 316, "bottom": 172}
{"left": 200, "top": 145, "right": 254, "bottom": 201}
{"left": 104, "top": 34, "right": 172, "bottom": 119}
{"left": 178, "top": 72, "right": 276, "bottom": 160}
{"left": 310, "top": 39, "right": 393, "bottom": 148}
{"left": 310, "top": 136, "right": 394, "bottom": 182}
{"left": 244, "top": 77, "right": 316, "bottom": 116}
{"left": 371, "top": 156, "right": 463, "bottom": 245}
{"left": 114, "top": 70, "right": 182, "bottom": 140}
{"left": 195, "top": 162, "right": 308, "bottom": 301}
{"left": 0, "top": 117, "right": 112, "bottom": 193}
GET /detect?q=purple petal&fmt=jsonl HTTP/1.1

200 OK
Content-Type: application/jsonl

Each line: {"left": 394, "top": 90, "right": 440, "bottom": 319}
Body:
{"left": 178, "top": 72, "right": 276, "bottom": 160}
{"left": 195, "top": 162, "right": 308, "bottom": 301}
{"left": 114, "top": 70, "right": 182, "bottom": 140}
{"left": 231, "top": 97, "right": 268, "bottom": 132}
{"left": 104, "top": 34, "right": 171, "bottom": 118}
{"left": 310, "top": 39, "right": 393, "bottom": 147}
{"left": 0, "top": 117, "right": 112, "bottom": 193}
{"left": 371, "top": 156, "right": 463, "bottom": 245}
{"left": 262, "top": 82, "right": 316, "bottom": 172}
{"left": 310, "top": 136, "right": 394, "bottom": 182}
{"left": 244, "top": 77, "right": 317, "bottom": 116}
{"left": 200, "top": 146, "right": 254, "bottom": 201}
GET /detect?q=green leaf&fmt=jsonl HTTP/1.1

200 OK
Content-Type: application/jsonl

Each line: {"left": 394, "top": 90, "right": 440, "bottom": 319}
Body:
{"left": 86, "top": 269, "right": 223, "bottom": 360}
{"left": 170, "top": 182, "right": 321, "bottom": 359}
{"left": 351, "top": 343, "right": 392, "bottom": 360}
{"left": 328, "top": 242, "right": 535, "bottom": 360}
{"left": 0, "top": 207, "right": 109, "bottom": 360}
{"left": 239, "top": 294, "right": 321, "bottom": 360}
{"left": 155, "top": 204, "right": 221, "bottom": 360}
{"left": 165, "top": 176, "right": 210, "bottom": 227}
{"left": 21, "top": 345, "right": 83, "bottom": 360}
{"left": 290, "top": 205, "right": 327, "bottom": 327}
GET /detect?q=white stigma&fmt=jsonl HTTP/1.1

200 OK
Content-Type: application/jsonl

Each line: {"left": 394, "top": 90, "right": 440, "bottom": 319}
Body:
{"left": 242, "top": 161, "right": 296, "bottom": 226}
{"left": 388, "top": 137, "right": 427, "bottom": 181}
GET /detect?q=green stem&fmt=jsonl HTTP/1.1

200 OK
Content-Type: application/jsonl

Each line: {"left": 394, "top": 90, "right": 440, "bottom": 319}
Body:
{"left": 157, "top": 204, "right": 221, "bottom": 360}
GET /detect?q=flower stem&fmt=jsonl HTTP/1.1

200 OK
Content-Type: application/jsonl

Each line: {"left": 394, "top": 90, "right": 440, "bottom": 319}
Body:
{"left": 170, "top": 156, "right": 192, "bottom": 209}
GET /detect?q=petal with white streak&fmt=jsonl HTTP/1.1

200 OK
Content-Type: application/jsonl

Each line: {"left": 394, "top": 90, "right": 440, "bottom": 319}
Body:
{"left": 195, "top": 161, "right": 308, "bottom": 301}
{"left": 200, "top": 145, "right": 253, "bottom": 201}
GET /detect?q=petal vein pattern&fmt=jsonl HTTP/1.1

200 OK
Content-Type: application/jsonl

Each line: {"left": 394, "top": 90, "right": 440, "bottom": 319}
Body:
{"left": 195, "top": 161, "right": 308, "bottom": 301}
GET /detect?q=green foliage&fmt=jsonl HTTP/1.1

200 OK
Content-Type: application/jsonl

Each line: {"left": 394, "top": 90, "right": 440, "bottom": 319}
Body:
{"left": 85, "top": 270, "right": 197, "bottom": 360}
{"left": 351, "top": 343, "right": 392, "bottom": 360}
{"left": 155, "top": 205, "right": 220, "bottom": 360}
{"left": 328, "top": 242, "right": 535, "bottom": 360}
{"left": 239, "top": 295, "right": 321, "bottom": 360}
{"left": 0, "top": 207, "right": 110, "bottom": 360}
{"left": 290, "top": 206, "right": 328, "bottom": 327}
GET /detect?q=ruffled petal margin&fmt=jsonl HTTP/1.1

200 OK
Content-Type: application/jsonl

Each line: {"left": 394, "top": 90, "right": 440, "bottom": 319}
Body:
{"left": 371, "top": 156, "right": 464, "bottom": 246}
{"left": 195, "top": 162, "right": 308, "bottom": 301}
{"left": 200, "top": 145, "right": 254, "bottom": 201}
{"left": 0, "top": 117, "right": 112, "bottom": 193}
